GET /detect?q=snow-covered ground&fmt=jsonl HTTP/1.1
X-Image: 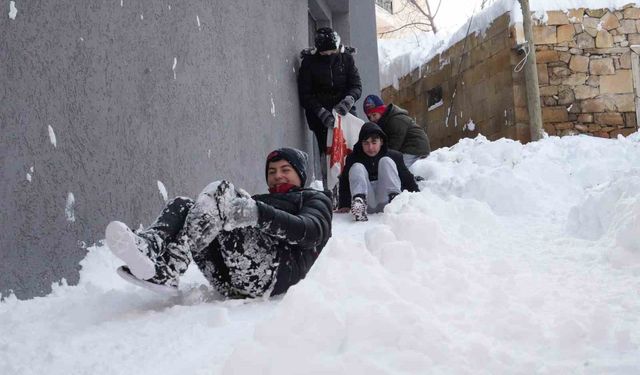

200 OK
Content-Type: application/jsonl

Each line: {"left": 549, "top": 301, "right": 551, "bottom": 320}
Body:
{"left": 2, "top": 133, "right": 640, "bottom": 374}
{"left": 379, "top": 0, "right": 640, "bottom": 89}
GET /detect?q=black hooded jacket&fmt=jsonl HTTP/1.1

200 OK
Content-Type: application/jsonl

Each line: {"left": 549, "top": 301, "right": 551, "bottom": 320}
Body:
{"left": 298, "top": 49, "right": 362, "bottom": 131}
{"left": 338, "top": 122, "right": 419, "bottom": 209}
{"left": 204, "top": 147, "right": 333, "bottom": 297}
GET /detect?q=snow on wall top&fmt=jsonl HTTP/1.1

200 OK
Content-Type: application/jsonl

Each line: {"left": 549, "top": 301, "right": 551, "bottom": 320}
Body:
{"left": 379, "top": 0, "right": 638, "bottom": 90}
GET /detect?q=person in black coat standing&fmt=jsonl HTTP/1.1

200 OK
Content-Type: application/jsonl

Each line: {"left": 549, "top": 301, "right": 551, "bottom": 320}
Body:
{"left": 298, "top": 27, "right": 362, "bottom": 166}
{"left": 105, "top": 148, "right": 333, "bottom": 298}
{"left": 337, "top": 122, "right": 419, "bottom": 222}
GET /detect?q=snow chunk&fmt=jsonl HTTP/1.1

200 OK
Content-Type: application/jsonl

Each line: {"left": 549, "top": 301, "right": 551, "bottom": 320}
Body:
{"left": 270, "top": 94, "right": 275, "bottom": 117}
{"left": 26, "top": 166, "right": 34, "bottom": 182}
{"left": 172, "top": 57, "right": 177, "bottom": 80}
{"left": 464, "top": 119, "right": 476, "bottom": 131}
{"left": 157, "top": 180, "right": 168, "bottom": 201}
{"left": 48, "top": 125, "right": 57, "bottom": 147}
{"left": 8, "top": 1, "right": 17, "bottom": 19}
{"left": 65, "top": 192, "right": 75, "bottom": 222}
{"left": 428, "top": 99, "right": 443, "bottom": 111}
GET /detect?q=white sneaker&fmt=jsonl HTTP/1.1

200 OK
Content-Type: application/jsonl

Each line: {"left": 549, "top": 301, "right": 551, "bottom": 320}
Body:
{"left": 105, "top": 221, "right": 156, "bottom": 280}
{"left": 351, "top": 195, "right": 368, "bottom": 222}
{"left": 117, "top": 266, "right": 180, "bottom": 297}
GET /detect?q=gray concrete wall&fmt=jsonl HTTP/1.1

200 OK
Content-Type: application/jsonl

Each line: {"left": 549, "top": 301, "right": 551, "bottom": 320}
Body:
{"left": 332, "top": 0, "right": 380, "bottom": 120}
{"left": 0, "top": 0, "right": 309, "bottom": 299}
{"left": 347, "top": 0, "right": 381, "bottom": 118}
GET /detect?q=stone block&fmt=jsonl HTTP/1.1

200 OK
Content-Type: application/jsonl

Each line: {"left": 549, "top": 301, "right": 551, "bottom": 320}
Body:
{"left": 569, "top": 101, "right": 582, "bottom": 113}
{"left": 618, "top": 19, "right": 637, "bottom": 33}
{"left": 536, "top": 49, "right": 559, "bottom": 63}
{"left": 628, "top": 33, "right": 640, "bottom": 44}
{"left": 612, "top": 93, "right": 636, "bottom": 111}
{"left": 562, "top": 73, "right": 588, "bottom": 85}
{"left": 620, "top": 52, "right": 632, "bottom": 69}
{"left": 547, "top": 11, "right": 570, "bottom": 25}
{"left": 578, "top": 114, "right": 594, "bottom": 122}
{"left": 539, "top": 85, "right": 559, "bottom": 96}
{"left": 569, "top": 55, "right": 589, "bottom": 72}
{"left": 569, "top": 47, "right": 583, "bottom": 54}
{"left": 583, "top": 17, "right": 600, "bottom": 37}
{"left": 586, "top": 9, "right": 607, "bottom": 18}
{"left": 613, "top": 35, "right": 627, "bottom": 43}
{"left": 581, "top": 98, "right": 606, "bottom": 112}
{"left": 623, "top": 7, "right": 640, "bottom": 19}
{"left": 611, "top": 128, "right": 637, "bottom": 137}
{"left": 557, "top": 87, "right": 575, "bottom": 104}
{"left": 542, "top": 106, "right": 569, "bottom": 122}
{"left": 601, "top": 12, "right": 621, "bottom": 30}
{"left": 596, "top": 30, "right": 614, "bottom": 47}
{"left": 621, "top": 40, "right": 630, "bottom": 47}
{"left": 543, "top": 124, "right": 557, "bottom": 135}
{"left": 589, "top": 58, "right": 615, "bottom": 74}
{"left": 557, "top": 24, "right": 576, "bottom": 43}
{"left": 575, "top": 85, "right": 600, "bottom": 99}
{"left": 576, "top": 32, "right": 596, "bottom": 48}
{"left": 575, "top": 124, "right": 589, "bottom": 132}
{"left": 557, "top": 52, "right": 570, "bottom": 63}
{"left": 542, "top": 96, "right": 558, "bottom": 106}
{"left": 586, "top": 75, "right": 600, "bottom": 87}
{"left": 551, "top": 66, "right": 572, "bottom": 77}
{"left": 600, "top": 70, "right": 633, "bottom": 93}
{"left": 555, "top": 122, "right": 575, "bottom": 130}
{"left": 594, "top": 112, "right": 625, "bottom": 125}
{"left": 593, "top": 131, "right": 611, "bottom": 138}
{"left": 567, "top": 8, "right": 585, "bottom": 23}
{"left": 624, "top": 112, "right": 638, "bottom": 128}
{"left": 534, "top": 26, "right": 558, "bottom": 44}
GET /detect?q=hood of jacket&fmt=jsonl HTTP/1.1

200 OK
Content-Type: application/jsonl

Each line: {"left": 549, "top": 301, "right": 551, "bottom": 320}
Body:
{"left": 353, "top": 122, "right": 389, "bottom": 156}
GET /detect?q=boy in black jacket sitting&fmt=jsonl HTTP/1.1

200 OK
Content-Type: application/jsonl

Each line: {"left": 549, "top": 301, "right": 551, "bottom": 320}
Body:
{"left": 337, "top": 122, "right": 419, "bottom": 222}
{"left": 105, "top": 148, "right": 332, "bottom": 298}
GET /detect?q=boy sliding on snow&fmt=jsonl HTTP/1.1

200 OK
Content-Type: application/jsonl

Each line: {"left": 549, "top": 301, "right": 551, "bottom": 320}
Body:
{"left": 105, "top": 148, "right": 332, "bottom": 298}
{"left": 336, "top": 122, "right": 419, "bottom": 222}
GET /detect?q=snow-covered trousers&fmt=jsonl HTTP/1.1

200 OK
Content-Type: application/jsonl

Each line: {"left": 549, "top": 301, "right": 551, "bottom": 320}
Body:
{"left": 140, "top": 181, "right": 278, "bottom": 298}
{"left": 348, "top": 157, "right": 401, "bottom": 213}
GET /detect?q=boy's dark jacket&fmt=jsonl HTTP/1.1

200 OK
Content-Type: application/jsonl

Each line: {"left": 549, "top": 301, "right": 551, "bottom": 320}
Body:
{"left": 206, "top": 187, "right": 333, "bottom": 296}
{"left": 297, "top": 50, "right": 362, "bottom": 132}
{"left": 338, "top": 122, "right": 419, "bottom": 209}
{"left": 378, "top": 104, "right": 431, "bottom": 157}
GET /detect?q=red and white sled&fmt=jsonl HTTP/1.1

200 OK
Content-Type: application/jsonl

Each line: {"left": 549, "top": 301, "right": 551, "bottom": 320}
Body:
{"left": 325, "top": 112, "right": 364, "bottom": 190}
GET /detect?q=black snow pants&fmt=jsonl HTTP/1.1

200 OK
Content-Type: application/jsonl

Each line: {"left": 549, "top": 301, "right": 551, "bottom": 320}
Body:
{"left": 139, "top": 181, "right": 279, "bottom": 298}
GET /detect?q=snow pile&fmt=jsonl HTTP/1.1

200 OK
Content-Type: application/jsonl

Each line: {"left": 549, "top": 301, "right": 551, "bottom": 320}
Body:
{"left": 2, "top": 133, "right": 640, "bottom": 374}
{"left": 379, "top": 0, "right": 639, "bottom": 89}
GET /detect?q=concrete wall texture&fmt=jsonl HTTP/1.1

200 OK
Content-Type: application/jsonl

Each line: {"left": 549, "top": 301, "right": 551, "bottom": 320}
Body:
{"left": 1, "top": 0, "right": 378, "bottom": 299}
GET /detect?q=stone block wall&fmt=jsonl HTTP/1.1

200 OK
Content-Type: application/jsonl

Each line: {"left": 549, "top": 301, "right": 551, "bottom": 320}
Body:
{"left": 382, "top": 13, "right": 528, "bottom": 150}
{"left": 529, "top": 6, "right": 640, "bottom": 138}
{"left": 381, "top": 6, "right": 640, "bottom": 150}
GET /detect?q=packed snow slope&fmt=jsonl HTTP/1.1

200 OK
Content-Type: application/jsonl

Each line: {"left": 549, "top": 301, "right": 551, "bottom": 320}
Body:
{"left": 2, "top": 133, "right": 640, "bottom": 374}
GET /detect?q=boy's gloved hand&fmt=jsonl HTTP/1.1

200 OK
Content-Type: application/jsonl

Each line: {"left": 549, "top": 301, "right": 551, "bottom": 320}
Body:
{"left": 333, "top": 95, "right": 355, "bottom": 116}
{"left": 316, "top": 107, "right": 335, "bottom": 129}
{"left": 224, "top": 195, "right": 259, "bottom": 230}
